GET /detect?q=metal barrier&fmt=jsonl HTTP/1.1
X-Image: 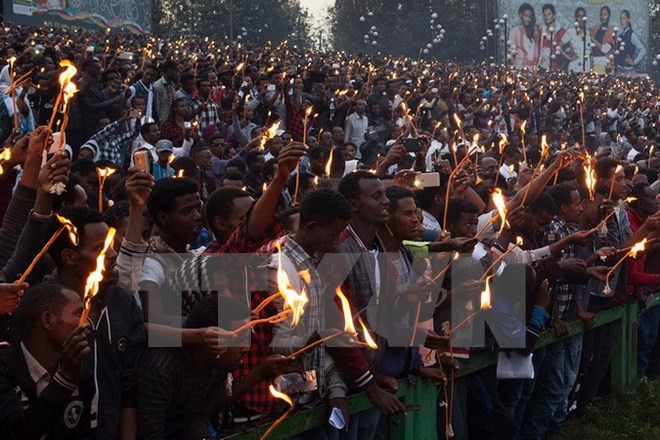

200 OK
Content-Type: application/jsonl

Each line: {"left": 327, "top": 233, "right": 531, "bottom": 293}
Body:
{"left": 226, "top": 297, "right": 658, "bottom": 439}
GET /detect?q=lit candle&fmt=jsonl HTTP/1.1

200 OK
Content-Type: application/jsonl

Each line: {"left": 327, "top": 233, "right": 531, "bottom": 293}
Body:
{"left": 79, "top": 227, "right": 117, "bottom": 325}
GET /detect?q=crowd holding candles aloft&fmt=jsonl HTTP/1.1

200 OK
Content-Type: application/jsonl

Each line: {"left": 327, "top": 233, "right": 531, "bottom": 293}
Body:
{"left": 0, "top": 18, "right": 658, "bottom": 440}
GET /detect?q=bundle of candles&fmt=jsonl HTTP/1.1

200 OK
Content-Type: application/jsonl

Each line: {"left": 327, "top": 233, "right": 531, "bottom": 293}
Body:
{"left": 48, "top": 60, "right": 79, "bottom": 195}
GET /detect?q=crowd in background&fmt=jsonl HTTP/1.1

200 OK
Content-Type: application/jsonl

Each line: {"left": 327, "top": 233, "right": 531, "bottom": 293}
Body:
{"left": 0, "top": 21, "right": 658, "bottom": 440}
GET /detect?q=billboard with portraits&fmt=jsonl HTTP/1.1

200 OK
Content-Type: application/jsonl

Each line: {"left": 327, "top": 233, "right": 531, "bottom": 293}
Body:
{"left": 3, "top": 0, "right": 151, "bottom": 33}
{"left": 499, "top": 1, "right": 650, "bottom": 75}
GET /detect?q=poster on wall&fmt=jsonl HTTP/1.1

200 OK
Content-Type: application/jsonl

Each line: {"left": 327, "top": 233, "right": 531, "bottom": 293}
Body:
{"left": 3, "top": 0, "right": 151, "bottom": 33}
{"left": 499, "top": 1, "right": 650, "bottom": 75}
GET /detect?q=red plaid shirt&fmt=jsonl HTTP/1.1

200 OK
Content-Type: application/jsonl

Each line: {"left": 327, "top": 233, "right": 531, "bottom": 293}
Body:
{"left": 286, "top": 99, "right": 306, "bottom": 142}
{"left": 160, "top": 120, "right": 184, "bottom": 148}
{"left": 204, "top": 209, "right": 285, "bottom": 414}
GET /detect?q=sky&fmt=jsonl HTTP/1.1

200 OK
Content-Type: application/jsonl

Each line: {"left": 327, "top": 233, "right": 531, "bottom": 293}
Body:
{"left": 300, "top": 0, "right": 332, "bottom": 25}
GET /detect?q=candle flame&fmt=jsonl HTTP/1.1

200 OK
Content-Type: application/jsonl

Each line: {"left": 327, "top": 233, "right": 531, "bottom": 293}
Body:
{"left": 629, "top": 238, "right": 648, "bottom": 259}
{"left": 58, "top": 60, "right": 78, "bottom": 89}
{"left": 260, "top": 122, "right": 279, "bottom": 151}
{"left": 453, "top": 113, "right": 462, "bottom": 128}
{"left": 492, "top": 188, "right": 508, "bottom": 232}
{"left": 516, "top": 236, "right": 524, "bottom": 246}
{"left": 54, "top": 213, "right": 79, "bottom": 245}
{"left": 0, "top": 148, "right": 11, "bottom": 162}
{"left": 177, "top": 169, "right": 185, "bottom": 178}
{"left": 235, "top": 62, "right": 245, "bottom": 72}
{"left": 313, "top": 176, "right": 319, "bottom": 186}
{"left": 97, "top": 167, "right": 116, "bottom": 178}
{"left": 274, "top": 241, "right": 308, "bottom": 326}
{"left": 298, "top": 269, "right": 311, "bottom": 284}
{"left": 269, "top": 384, "right": 294, "bottom": 407}
{"left": 520, "top": 121, "right": 526, "bottom": 135}
{"left": 481, "top": 275, "right": 493, "bottom": 310}
{"left": 82, "top": 227, "right": 116, "bottom": 310}
{"left": 335, "top": 287, "right": 357, "bottom": 334}
{"left": 325, "top": 148, "right": 334, "bottom": 177}
{"left": 357, "top": 315, "right": 378, "bottom": 349}
{"left": 540, "top": 135, "right": 549, "bottom": 158}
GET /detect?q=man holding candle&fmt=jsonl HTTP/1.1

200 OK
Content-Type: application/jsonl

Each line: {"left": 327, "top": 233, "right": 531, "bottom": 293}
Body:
{"left": 45, "top": 206, "right": 145, "bottom": 439}
{"left": 523, "top": 184, "right": 594, "bottom": 438}
{"left": 0, "top": 284, "right": 92, "bottom": 439}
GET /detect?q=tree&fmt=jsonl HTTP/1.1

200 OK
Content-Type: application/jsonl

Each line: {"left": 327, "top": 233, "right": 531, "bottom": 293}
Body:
{"left": 329, "top": 0, "right": 496, "bottom": 61}
{"left": 153, "top": 0, "right": 311, "bottom": 47}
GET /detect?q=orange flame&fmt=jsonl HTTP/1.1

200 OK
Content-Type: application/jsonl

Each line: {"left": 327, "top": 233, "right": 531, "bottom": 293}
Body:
{"left": 629, "top": 238, "right": 648, "bottom": 258}
{"left": 82, "top": 227, "right": 116, "bottom": 310}
{"left": 453, "top": 113, "right": 462, "bottom": 128}
{"left": 540, "top": 135, "right": 549, "bottom": 158}
{"left": 516, "top": 236, "right": 524, "bottom": 246}
{"left": 492, "top": 188, "right": 508, "bottom": 232}
{"left": 357, "top": 315, "right": 378, "bottom": 349}
{"left": 325, "top": 148, "right": 334, "bottom": 177}
{"left": 584, "top": 152, "right": 597, "bottom": 201}
{"left": 335, "top": 287, "right": 357, "bottom": 334}
{"left": 298, "top": 269, "right": 311, "bottom": 284}
{"left": 274, "top": 241, "right": 308, "bottom": 326}
{"left": 54, "top": 213, "right": 79, "bottom": 245}
{"left": 177, "top": 169, "right": 185, "bottom": 178}
{"left": 0, "top": 148, "right": 11, "bottom": 162}
{"left": 62, "top": 82, "right": 78, "bottom": 107}
{"left": 481, "top": 275, "right": 493, "bottom": 310}
{"left": 260, "top": 122, "right": 279, "bottom": 151}
{"left": 269, "top": 384, "right": 294, "bottom": 406}
{"left": 58, "top": 59, "right": 78, "bottom": 90}
{"left": 97, "top": 167, "right": 116, "bottom": 179}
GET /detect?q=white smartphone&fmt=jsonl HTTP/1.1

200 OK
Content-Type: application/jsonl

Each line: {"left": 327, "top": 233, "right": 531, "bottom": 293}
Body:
{"left": 416, "top": 172, "right": 440, "bottom": 188}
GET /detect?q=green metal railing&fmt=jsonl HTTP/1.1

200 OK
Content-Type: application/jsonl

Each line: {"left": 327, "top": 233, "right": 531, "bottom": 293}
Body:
{"left": 226, "top": 296, "right": 658, "bottom": 439}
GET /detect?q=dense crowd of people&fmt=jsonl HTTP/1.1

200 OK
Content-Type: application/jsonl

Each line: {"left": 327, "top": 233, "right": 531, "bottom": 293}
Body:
{"left": 0, "top": 21, "right": 658, "bottom": 440}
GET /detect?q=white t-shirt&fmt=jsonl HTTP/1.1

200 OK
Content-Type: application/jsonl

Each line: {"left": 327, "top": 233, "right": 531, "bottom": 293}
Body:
{"left": 140, "top": 256, "right": 166, "bottom": 287}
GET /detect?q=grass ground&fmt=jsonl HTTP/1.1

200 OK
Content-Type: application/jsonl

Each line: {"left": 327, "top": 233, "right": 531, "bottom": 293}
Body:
{"left": 560, "top": 378, "right": 660, "bottom": 439}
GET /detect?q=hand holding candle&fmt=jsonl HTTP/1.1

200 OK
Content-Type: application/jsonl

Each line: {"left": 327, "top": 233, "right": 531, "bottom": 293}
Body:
{"left": 603, "top": 238, "right": 648, "bottom": 295}
{"left": 97, "top": 167, "right": 117, "bottom": 213}
{"left": 17, "top": 213, "right": 78, "bottom": 285}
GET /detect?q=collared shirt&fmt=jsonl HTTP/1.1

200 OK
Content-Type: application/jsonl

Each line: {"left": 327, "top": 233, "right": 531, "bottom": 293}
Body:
{"left": 543, "top": 216, "right": 579, "bottom": 318}
{"left": 344, "top": 112, "right": 369, "bottom": 148}
{"left": 21, "top": 342, "right": 50, "bottom": 396}
{"left": 196, "top": 101, "right": 221, "bottom": 131}
{"left": 87, "top": 120, "right": 140, "bottom": 167}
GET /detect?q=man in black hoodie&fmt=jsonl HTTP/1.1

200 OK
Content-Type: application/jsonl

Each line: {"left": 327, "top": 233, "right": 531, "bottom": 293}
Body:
{"left": 45, "top": 206, "right": 146, "bottom": 439}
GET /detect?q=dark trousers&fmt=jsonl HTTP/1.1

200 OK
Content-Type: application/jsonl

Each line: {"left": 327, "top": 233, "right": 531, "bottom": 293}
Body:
{"left": 466, "top": 366, "right": 514, "bottom": 440}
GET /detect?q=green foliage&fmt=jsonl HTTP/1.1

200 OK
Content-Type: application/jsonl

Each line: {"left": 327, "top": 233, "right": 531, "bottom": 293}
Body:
{"left": 329, "top": 0, "right": 496, "bottom": 60}
{"left": 562, "top": 378, "right": 660, "bottom": 440}
{"left": 152, "top": 0, "right": 311, "bottom": 46}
